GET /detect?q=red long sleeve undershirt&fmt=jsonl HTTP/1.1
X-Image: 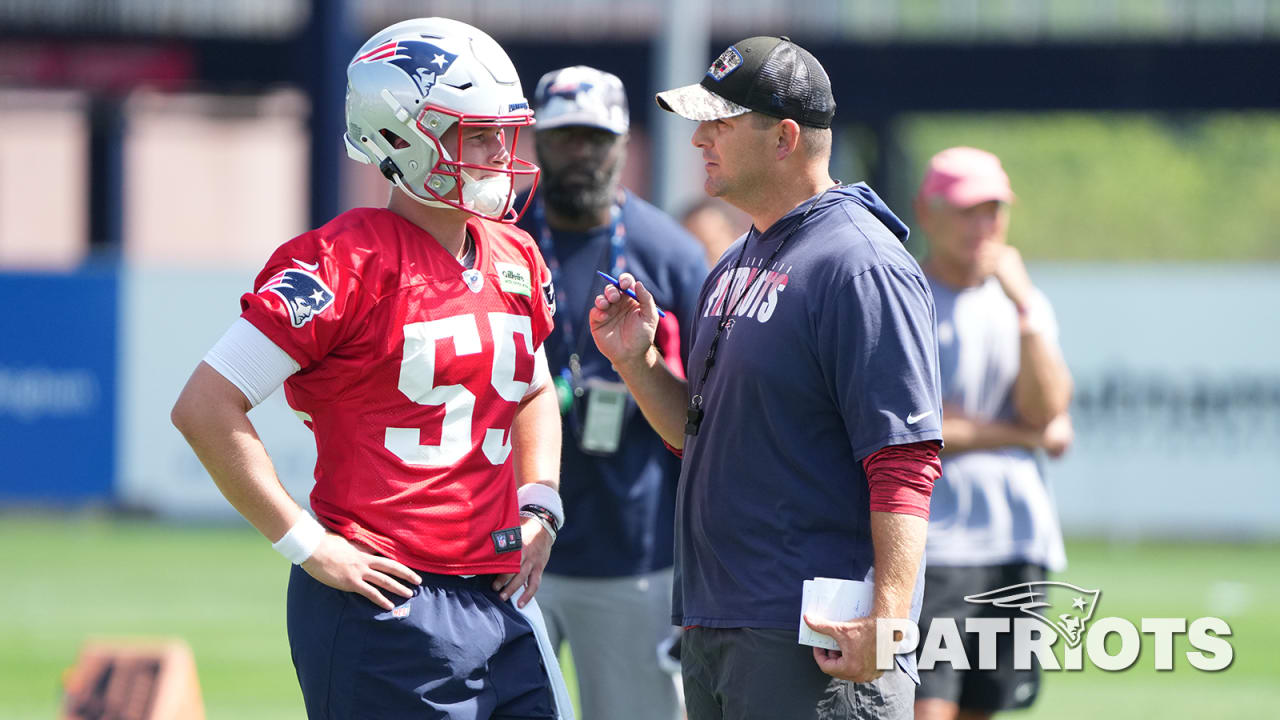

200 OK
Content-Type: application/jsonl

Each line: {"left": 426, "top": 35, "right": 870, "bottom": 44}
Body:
{"left": 862, "top": 440, "right": 941, "bottom": 519}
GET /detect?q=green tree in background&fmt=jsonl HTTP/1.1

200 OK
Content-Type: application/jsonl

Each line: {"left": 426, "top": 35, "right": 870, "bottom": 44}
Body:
{"left": 901, "top": 112, "right": 1280, "bottom": 261}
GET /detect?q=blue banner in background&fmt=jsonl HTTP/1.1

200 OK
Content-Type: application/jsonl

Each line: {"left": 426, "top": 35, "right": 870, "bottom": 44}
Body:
{"left": 0, "top": 267, "right": 118, "bottom": 502}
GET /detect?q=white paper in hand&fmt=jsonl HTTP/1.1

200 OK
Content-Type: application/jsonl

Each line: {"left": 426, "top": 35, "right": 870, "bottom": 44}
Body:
{"left": 798, "top": 577, "right": 875, "bottom": 649}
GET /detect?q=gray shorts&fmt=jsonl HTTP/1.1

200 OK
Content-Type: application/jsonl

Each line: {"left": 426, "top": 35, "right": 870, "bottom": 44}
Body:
{"left": 536, "top": 569, "right": 681, "bottom": 720}
{"left": 682, "top": 626, "right": 914, "bottom": 720}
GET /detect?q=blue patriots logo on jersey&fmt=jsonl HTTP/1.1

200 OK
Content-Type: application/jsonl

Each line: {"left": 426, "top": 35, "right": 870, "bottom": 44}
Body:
{"left": 259, "top": 269, "right": 335, "bottom": 328}
{"left": 354, "top": 38, "right": 458, "bottom": 97}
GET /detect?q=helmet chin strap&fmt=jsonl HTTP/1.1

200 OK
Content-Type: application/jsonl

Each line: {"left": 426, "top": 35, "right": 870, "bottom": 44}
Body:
{"left": 351, "top": 131, "right": 452, "bottom": 210}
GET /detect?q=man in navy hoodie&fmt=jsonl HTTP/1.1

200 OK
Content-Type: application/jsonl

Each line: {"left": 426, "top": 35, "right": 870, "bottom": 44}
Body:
{"left": 516, "top": 66, "right": 707, "bottom": 720}
{"left": 588, "top": 36, "right": 945, "bottom": 720}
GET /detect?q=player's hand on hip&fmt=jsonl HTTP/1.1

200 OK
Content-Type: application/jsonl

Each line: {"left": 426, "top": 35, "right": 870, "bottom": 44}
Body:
{"left": 804, "top": 614, "right": 885, "bottom": 684}
{"left": 589, "top": 272, "right": 658, "bottom": 367}
{"left": 491, "top": 516, "right": 553, "bottom": 608}
{"left": 301, "top": 533, "right": 422, "bottom": 611}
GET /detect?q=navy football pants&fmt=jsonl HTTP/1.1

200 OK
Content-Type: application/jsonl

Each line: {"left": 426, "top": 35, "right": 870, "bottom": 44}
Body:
{"left": 286, "top": 564, "right": 556, "bottom": 719}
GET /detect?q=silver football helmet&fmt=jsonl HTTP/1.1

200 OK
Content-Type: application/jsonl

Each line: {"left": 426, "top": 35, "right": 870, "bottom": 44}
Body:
{"left": 344, "top": 17, "right": 539, "bottom": 222}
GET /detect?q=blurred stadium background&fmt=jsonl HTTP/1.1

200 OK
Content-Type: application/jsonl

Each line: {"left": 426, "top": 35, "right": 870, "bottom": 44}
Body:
{"left": 1, "top": 1, "right": 1277, "bottom": 717}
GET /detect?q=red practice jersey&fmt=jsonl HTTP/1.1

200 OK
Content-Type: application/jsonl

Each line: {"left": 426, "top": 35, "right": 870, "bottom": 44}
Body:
{"left": 240, "top": 207, "right": 555, "bottom": 574}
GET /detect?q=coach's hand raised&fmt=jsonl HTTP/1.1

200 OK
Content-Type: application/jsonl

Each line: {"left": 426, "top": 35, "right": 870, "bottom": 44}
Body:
{"left": 302, "top": 533, "right": 422, "bottom": 611}
{"left": 804, "top": 614, "right": 885, "bottom": 684}
{"left": 589, "top": 272, "right": 659, "bottom": 368}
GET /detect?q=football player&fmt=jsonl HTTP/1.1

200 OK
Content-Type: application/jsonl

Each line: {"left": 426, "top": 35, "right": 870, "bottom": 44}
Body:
{"left": 172, "top": 17, "right": 569, "bottom": 719}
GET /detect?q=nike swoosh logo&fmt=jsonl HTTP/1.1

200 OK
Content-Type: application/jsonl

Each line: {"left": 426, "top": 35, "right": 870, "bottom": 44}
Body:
{"left": 293, "top": 258, "right": 319, "bottom": 271}
{"left": 906, "top": 410, "right": 933, "bottom": 425}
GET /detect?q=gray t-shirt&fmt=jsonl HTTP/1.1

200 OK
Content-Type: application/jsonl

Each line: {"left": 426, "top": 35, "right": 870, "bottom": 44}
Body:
{"left": 924, "top": 276, "right": 1066, "bottom": 571}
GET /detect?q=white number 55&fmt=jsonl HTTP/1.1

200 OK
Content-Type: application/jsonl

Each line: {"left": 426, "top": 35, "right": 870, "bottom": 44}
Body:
{"left": 385, "top": 312, "right": 533, "bottom": 467}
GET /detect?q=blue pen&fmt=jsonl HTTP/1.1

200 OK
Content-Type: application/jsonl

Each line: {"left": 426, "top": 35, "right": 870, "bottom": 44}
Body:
{"left": 597, "top": 271, "right": 667, "bottom": 318}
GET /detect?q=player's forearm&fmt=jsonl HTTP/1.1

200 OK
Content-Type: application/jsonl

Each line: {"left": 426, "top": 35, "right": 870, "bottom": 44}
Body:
{"left": 869, "top": 511, "right": 928, "bottom": 619}
{"left": 171, "top": 363, "right": 303, "bottom": 542}
{"left": 511, "top": 382, "right": 561, "bottom": 490}
{"left": 612, "top": 344, "right": 691, "bottom": 449}
{"left": 1013, "top": 331, "right": 1073, "bottom": 428}
{"left": 940, "top": 415, "right": 1040, "bottom": 454}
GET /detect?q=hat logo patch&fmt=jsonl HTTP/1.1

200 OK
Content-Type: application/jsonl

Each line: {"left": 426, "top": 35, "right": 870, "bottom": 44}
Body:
{"left": 707, "top": 47, "right": 743, "bottom": 81}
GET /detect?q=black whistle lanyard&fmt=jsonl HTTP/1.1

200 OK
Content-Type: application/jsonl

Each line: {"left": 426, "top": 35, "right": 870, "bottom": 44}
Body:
{"left": 685, "top": 186, "right": 836, "bottom": 437}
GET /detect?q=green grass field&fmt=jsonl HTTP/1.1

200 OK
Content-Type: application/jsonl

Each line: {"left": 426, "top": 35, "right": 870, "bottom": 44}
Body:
{"left": 2, "top": 514, "right": 1276, "bottom": 719}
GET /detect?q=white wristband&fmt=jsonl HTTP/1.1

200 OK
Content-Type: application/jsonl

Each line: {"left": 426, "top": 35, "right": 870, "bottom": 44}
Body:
{"left": 517, "top": 483, "right": 564, "bottom": 530}
{"left": 271, "top": 513, "right": 326, "bottom": 564}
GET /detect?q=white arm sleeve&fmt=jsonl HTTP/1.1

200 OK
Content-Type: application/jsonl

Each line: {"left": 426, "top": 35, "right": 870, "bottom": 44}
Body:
{"left": 203, "top": 318, "right": 301, "bottom": 407}
{"left": 524, "top": 344, "right": 551, "bottom": 398}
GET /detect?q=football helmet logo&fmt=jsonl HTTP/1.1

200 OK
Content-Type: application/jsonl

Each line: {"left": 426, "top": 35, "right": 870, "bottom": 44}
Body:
{"left": 355, "top": 39, "right": 458, "bottom": 97}
{"left": 344, "top": 18, "right": 539, "bottom": 223}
